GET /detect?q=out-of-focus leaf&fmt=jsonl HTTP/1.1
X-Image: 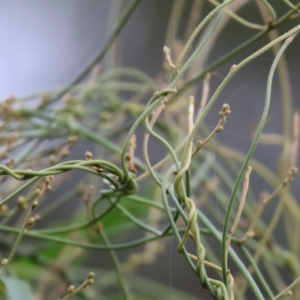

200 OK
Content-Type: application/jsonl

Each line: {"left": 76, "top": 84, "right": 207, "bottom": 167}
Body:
{"left": 0, "top": 277, "right": 34, "bottom": 300}
{"left": 38, "top": 243, "right": 64, "bottom": 262}
{"left": 11, "top": 258, "right": 43, "bottom": 281}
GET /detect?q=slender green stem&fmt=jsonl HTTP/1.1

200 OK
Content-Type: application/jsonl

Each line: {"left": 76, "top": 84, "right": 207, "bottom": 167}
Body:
{"left": 100, "top": 230, "right": 132, "bottom": 300}
{"left": 260, "top": 0, "right": 277, "bottom": 22}
{"left": 221, "top": 32, "right": 298, "bottom": 287}
{"left": 0, "top": 177, "right": 40, "bottom": 207}
{"left": 170, "top": 0, "right": 226, "bottom": 88}
{"left": 143, "top": 105, "right": 180, "bottom": 186}
{"left": 283, "top": 0, "right": 300, "bottom": 13}
{"left": 274, "top": 275, "right": 300, "bottom": 300}
{"left": 240, "top": 246, "right": 274, "bottom": 299}
{"left": 0, "top": 204, "right": 34, "bottom": 277}
{"left": 0, "top": 223, "right": 210, "bottom": 250}
{"left": 209, "top": 0, "right": 267, "bottom": 30}
{"left": 172, "top": 0, "right": 233, "bottom": 79}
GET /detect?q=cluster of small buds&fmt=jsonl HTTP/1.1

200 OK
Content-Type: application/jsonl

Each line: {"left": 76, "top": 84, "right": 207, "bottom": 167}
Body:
{"left": 45, "top": 175, "right": 53, "bottom": 184}
{"left": 283, "top": 166, "right": 298, "bottom": 186}
{"left": 219, "top": 103, "right": 231, "bottom": 119}
{"left": 36, "top": 176, "right": 53, "bottom": 198}
{"left": 58, "top": 272, "right": 95, "bottom": 300}
{"left": 45, "top": 175, "right": 53, "bottom": 192}
{"left": 217, "top": 103, "right": 231, "bottom": 132}
{"left": 18, "top": 176, "right": 54, "bottom": 216}
{"left": 86, "top": 272, "right": 95, "bottom": 285}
